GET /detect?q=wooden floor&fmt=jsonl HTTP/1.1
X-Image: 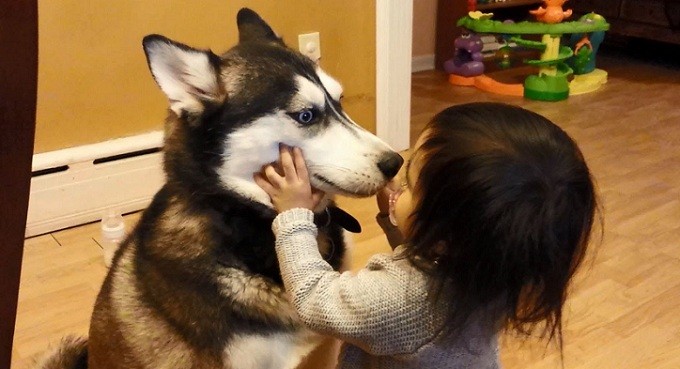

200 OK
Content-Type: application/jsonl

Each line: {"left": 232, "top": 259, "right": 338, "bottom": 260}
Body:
{"left": 12, "top": 50, "right": 680, "bottom": 368}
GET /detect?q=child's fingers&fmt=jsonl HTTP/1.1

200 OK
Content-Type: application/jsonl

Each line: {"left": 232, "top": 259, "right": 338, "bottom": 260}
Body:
{"left": 279, "top": 144, "right": 296, "bottom": 179}
{"left": 383, "top": 178, "right": 401, "bottom": 192}
{"left": 253, "top": 172, "right": 276, "bottom": 194}
{"left": 311, "top": 188, "right": 325, "bottom": 205}
{"left": 263, "top": 165, "right": 285, "bottom": 188}
{"left": 271, "top": 162, "right": 284, "bottom": 176}
{"left": 293, "top": 147, "right": 309, "bottom": 182}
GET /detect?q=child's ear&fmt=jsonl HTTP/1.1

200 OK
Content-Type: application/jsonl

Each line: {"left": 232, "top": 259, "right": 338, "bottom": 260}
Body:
{"left": 142, "top": 34, "right": 225, "bottom": 116}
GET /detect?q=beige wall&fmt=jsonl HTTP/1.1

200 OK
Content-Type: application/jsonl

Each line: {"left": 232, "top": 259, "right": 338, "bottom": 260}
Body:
{"left": 412, "top": 0, "right": 437, "bottom": 57}
{"left": 35, "top": 1, "right": 376, "bottom": 153}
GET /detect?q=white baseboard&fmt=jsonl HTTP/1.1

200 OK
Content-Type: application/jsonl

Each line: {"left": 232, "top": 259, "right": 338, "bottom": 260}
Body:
{"left": 26, "top": 132, "right": 165, "bottom": 237}
{"left": 412, "top": 54, "right": 435, "bottom": 73}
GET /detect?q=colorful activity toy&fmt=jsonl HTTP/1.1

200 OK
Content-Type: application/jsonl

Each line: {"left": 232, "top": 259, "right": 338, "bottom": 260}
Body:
{"left": 444, "top": 1, "right": 610, "bottom": 101}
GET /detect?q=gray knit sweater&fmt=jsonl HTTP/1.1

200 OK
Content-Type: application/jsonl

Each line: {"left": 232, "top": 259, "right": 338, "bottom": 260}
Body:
{"left": 272, "top": 208, "right": 500, "bottom": 369}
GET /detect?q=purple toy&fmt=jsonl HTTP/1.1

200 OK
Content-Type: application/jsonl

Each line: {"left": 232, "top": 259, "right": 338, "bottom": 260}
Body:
{"left": 443, "top": 32, "right": 485, "bottom": 77}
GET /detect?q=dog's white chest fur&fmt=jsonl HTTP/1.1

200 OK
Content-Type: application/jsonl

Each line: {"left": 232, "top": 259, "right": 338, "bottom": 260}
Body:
{"left": 223, "top": 332, "right": 321, "bottom": 369}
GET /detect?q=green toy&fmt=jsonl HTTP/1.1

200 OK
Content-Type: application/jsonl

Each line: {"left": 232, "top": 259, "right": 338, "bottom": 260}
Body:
{"left": 453, "top": 5, "right": 610, "bottom": 102}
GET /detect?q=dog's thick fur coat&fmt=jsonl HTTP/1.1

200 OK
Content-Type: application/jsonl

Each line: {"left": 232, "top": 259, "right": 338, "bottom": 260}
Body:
{"left": 36, "top": 8, "right": 402, "bottom": 369}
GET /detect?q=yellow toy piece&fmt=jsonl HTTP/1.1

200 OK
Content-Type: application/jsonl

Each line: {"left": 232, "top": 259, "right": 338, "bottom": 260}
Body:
{"left": 569, "top": 69, "right": 608, "bottom": 95}
{"left": 468, "top": 11, "right": 494, "bottom": 20}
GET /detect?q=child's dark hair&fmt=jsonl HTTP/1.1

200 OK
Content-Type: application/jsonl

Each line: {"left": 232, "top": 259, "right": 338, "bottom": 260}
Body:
{"left": 404, "top": 102, "right": 597, "bottom": 345}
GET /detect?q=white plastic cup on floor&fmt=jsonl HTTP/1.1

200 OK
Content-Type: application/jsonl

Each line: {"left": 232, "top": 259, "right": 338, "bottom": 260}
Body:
{"left": 101, "top": 209, "right": 126, "bottom": 267}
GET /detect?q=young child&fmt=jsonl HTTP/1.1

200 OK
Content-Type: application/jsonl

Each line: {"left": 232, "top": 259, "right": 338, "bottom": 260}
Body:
{"left": 254, "top": 102, "right": 598, "bottom": 369}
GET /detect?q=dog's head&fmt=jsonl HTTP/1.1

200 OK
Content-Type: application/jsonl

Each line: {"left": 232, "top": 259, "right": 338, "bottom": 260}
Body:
{"left": 143, "top": 8, "right": 403, "bottom": 206}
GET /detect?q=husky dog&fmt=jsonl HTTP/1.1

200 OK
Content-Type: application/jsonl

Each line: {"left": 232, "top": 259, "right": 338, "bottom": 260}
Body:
{"left": 36, "top": 8, "right": 402, "bottom": 369}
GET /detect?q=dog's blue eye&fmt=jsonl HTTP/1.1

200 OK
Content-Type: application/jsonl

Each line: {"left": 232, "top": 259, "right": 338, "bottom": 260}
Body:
{"left": 287, "top": 109, "right": 317, "bottom": 125}
{"left": 297, "top": 109, "right": 315, "bottom": 124}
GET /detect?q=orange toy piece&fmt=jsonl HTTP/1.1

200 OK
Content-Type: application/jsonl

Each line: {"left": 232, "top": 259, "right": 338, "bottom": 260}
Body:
{"left": 448, "top": 74, "right": 524, "bottom": 97}
{"left": 473, "top": 75, "right": 523, "bottom": 96}
{"left": 574, "top": 35, "right": 592, "bottom": 53}
{"left": 530, "top": 0, "right": 573, "bottom": 24}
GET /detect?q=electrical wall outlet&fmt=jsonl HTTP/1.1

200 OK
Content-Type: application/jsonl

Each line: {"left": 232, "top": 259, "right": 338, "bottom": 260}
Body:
{"left": 298, "top": 32, "right": 320, "bottom": 62}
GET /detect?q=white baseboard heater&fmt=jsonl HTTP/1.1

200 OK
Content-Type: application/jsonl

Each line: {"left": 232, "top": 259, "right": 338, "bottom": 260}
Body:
{"left": 26, "top": 131, "right": 165, "bottom": 238}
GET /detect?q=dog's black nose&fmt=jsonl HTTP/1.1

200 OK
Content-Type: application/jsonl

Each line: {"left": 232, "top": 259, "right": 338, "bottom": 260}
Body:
{"left": 377, "top": 152, "right": 404, "bottom": 178}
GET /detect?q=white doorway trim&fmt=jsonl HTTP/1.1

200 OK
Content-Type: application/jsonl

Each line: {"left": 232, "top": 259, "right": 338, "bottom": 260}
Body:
{"left": 376, "top": 0, "right": 412, "bottom": 152}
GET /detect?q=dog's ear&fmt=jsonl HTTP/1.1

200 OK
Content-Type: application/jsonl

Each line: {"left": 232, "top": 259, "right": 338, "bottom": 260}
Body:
{"left": 142, "top": 34, "right": 225, "bottom": 116}
{"left": 237, "top": 8, "right": 283, "bottom": 45}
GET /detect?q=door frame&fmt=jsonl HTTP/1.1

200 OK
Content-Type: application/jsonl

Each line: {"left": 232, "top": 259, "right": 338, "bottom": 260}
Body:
{"left": 376, "top": 0, "right": 412, "bottom": 151}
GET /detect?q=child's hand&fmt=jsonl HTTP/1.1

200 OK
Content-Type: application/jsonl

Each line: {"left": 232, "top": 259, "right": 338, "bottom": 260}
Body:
{"left": 254, "top": 145, "right": 324, "bottom": 213}
{"left": 376, "top": 179, "right": 400, "bottom": 215}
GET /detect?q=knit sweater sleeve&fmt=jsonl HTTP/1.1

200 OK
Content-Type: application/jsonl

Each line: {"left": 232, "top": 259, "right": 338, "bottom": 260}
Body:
{"left": 272, "top": 208, "right": 431, "bottom": 356}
